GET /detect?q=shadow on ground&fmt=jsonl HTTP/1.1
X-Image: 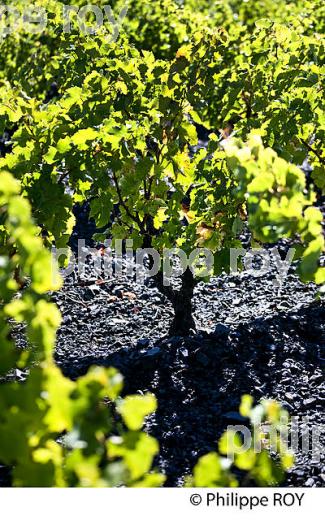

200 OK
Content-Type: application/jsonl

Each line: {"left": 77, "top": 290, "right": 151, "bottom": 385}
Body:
{"left": 57, "top": 301, "right": 325, "bottom": 487}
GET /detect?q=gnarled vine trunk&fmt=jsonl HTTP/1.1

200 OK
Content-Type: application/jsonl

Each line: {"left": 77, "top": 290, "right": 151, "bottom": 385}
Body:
{"left": 153, "top": 268, "right": 196, "bottom": 336}
{"left": 142, "top": 223, "right": 196, "bottom": 336}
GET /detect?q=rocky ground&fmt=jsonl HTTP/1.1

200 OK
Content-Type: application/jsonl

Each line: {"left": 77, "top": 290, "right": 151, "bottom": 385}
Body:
{"left": 45, "top": 205, "right": 325, "bottom": 487}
